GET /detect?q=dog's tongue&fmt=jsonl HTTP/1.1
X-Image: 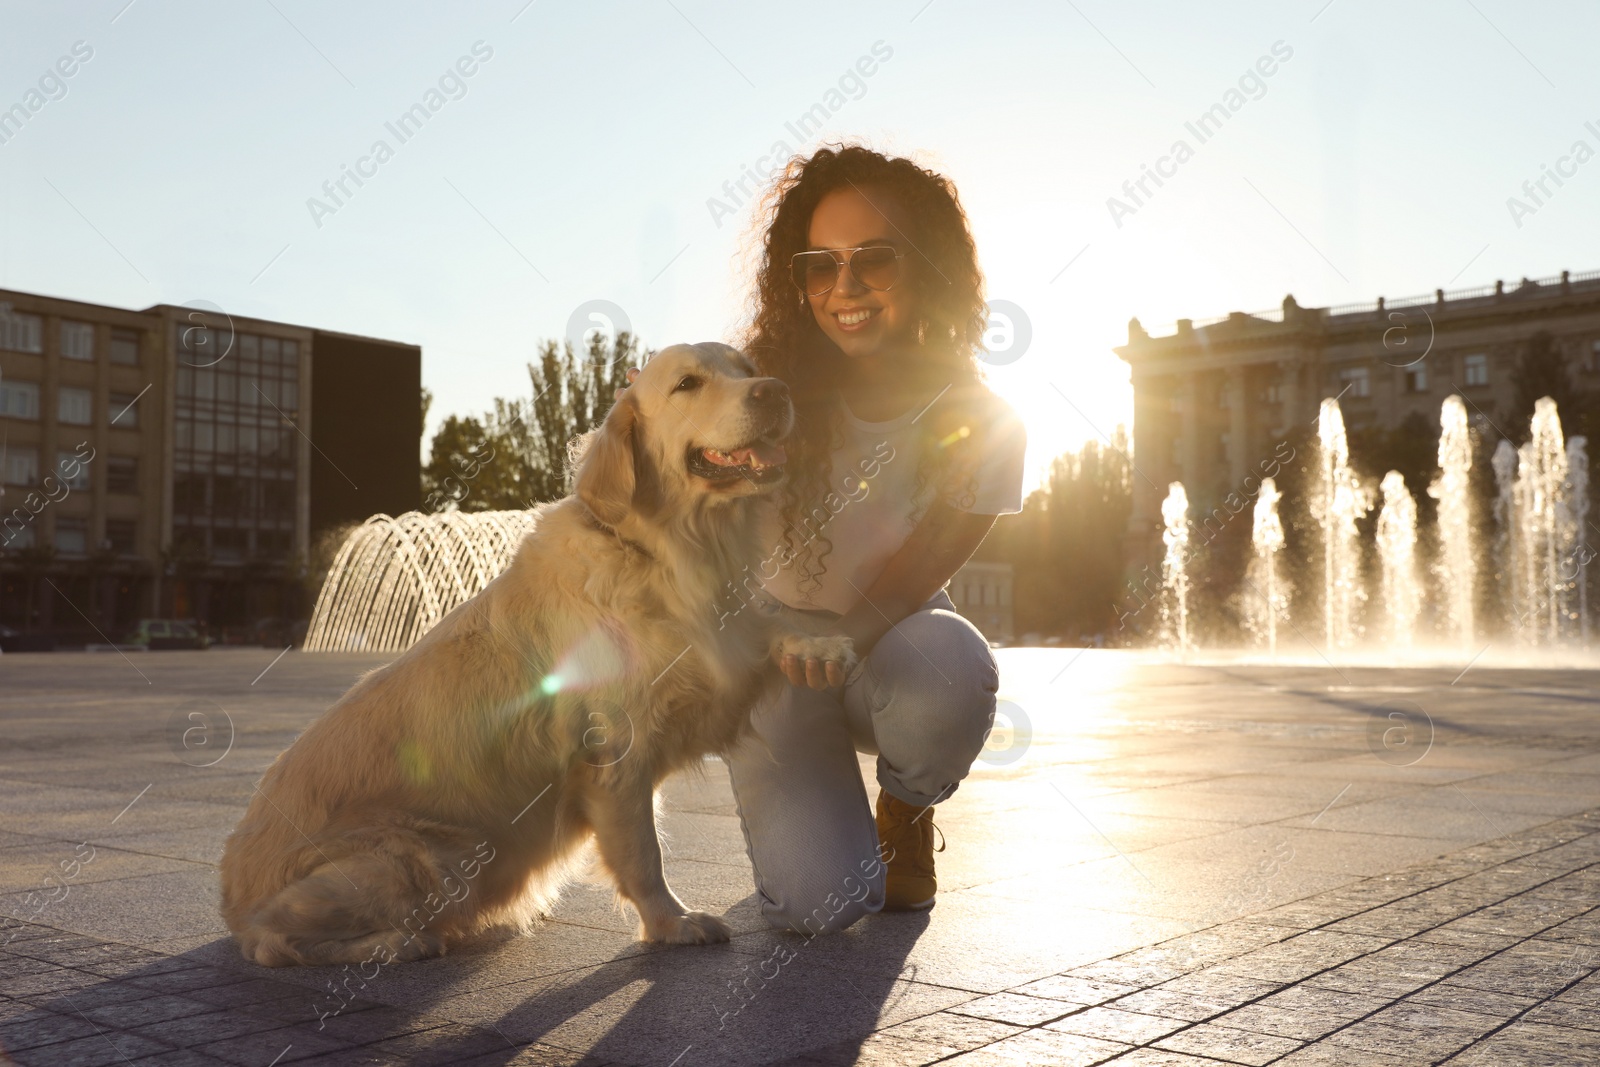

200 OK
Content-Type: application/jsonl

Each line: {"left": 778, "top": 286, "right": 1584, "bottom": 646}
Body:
{"left": 747, "top": 441, "right": 786, "bottom": 467}
{"left": 705, "top": 442, "right": 787, "bottom": 468}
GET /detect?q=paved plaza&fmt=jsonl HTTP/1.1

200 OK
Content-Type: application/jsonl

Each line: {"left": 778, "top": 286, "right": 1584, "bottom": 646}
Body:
{"left": 0, "top": 647, "right": 1597, "bottom": 1065}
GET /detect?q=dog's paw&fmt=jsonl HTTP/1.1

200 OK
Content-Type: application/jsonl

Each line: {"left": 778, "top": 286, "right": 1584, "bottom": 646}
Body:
{"left": 773, "top": 632, "right": 857, "bottom": 689}
{"left": 645, "top": 910, "right": 731, "bottom": 945}
{"left": 773, "top": 633, "right": 857, "bottom": 674}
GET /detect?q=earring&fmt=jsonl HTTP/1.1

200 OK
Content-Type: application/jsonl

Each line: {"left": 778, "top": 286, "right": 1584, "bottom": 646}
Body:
{"left": 917, "top": 319, "right": 927, "bottom": 346}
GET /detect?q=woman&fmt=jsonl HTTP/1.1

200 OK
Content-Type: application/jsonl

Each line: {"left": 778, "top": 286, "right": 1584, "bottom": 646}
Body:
{"left": 726, "top": 145, "right": 1027, "bottom": 934}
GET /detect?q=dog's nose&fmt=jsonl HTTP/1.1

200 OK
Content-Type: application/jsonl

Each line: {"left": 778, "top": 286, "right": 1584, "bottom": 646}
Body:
{"left": 748, "top": 378, "right": 790, "bottom": 409}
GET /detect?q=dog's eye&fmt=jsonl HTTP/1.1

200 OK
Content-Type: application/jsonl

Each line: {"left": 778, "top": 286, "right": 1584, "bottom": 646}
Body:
{"left": 673, "top": 376, "right": 701, "bottom": 393}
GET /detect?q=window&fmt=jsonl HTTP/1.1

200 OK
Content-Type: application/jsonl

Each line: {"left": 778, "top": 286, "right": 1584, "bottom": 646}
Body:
{"left": 172, "top": 329, "right": 302, "bottom": 559}
{"left": 178, "top": 325, "right": 226, "bottom": 367}
{"left": 110, "top": 328, "right": 140, "bottom": 366}
{"left": 4, "top": 521, "right": 35, "bottom": 548}
{"left": 1405, "top": 365, "right": 1428, "bottom": 393}
{"left": 1464, "top": 353, "right": 1489, "bottom": 387}
{"left": 1337, "top": 366, "right": 1371, "bottom": 398}
{"left": 266, "top": 427, "right": 292, "bottom": 461}
{"left": 1264, "top": 383, "right": 1283, "bottom": 404}
{"left": 174, "top": 472, "right": 207, "bottom": 515}
{"left": 106, "top": 519, "right": 136, "bottom": 554}
{"left": 0, "top": 310, "right": 42, "bottom": 353}
{"left": 0, "top": 380, "right": 40, "bottom": 419}
{"left": 108, "top": 392, "right": 140, "bottom": 428}
{"left": 61, "top": 321, "right": 95, "bottom": 361}
{"left": 213, "top": 475, "right": 242, "bottom": 518}
{"left": 4, "top": 446, "right": 38, "bottom": 485}
{"left": 58, "top": 387, "right": 92, "bottom": 425}
{"left": 262, "top": 479, "right": 294, "bottom": 516}
{"left": 213, "top": 527, "right": 246, "bottom": 559}
{"left": 57, "top": 450, "right": 91, "bottom": 491}
{"left": 107, "top": 456, "right": 137, "bottom": 494}
{"left": 258, "top": 528, "right": 291, "bottom": 555}
{"left": 1591, "top": 339, "right": 1600, "bottom": 372}
{"left": 54, "top": 517, "right": 87, "bottom": 555}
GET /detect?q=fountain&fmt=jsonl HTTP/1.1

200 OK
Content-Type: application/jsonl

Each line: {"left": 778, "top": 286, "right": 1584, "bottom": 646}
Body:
{"left": 1518, "top": 398, "right": 1571, "bottom": 645}
{"left": 305, "top": 510, "right": 538, "bottom": 652}
{"left": 1566, "top": 436, "right": 1590, "bottom": 644}
{"left": 1493, "top": 440, "right": 1520, "bottom": 637}
{"left": 1375, "top": 471, "right": 1420, "bottom": 648}
{"left": 1314, "top": 399, "right": 1372, "bottom": 650}
{"left": 1514, "top": 441, "right": 1539, "bottom": 641}
{"left": 1430, "top": 395, "right": 1475, "bottom": 647}
{"left": 303, "top": 399, "right": 1598, "bottom": 661}
{"left": 1243, "top": 477, "right": 1288, "bottom": 654}
{"left": 1159, "top": 482, "right": 1192, "bottom": 654}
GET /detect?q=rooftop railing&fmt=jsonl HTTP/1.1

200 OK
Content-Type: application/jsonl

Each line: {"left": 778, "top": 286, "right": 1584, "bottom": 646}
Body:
{"left": 1140, "top": 268, "right": 1600, "bottom": 342}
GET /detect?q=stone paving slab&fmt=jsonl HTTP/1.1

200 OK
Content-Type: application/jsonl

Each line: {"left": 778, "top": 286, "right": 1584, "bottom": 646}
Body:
{"left": 1, "top": 649, "right": 1599, "bottom": 1064}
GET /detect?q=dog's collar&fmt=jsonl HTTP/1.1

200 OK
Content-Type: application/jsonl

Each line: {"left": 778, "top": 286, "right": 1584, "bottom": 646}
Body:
{"left": 580, "top": 505, "right": 656, "bottom": 561}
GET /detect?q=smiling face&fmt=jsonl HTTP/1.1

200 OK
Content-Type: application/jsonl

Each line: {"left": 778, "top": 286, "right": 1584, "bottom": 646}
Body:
{"left": 636, "top": 343, "right": 792, "bottom": 490}
{"left": 804, "top": 186, "right": 921, "bottom": 364}
{"left": 575, "top": 343, "right": 793, "bottom": 527}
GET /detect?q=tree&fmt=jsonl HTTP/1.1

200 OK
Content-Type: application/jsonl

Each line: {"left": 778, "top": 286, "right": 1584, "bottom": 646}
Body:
{"left": 978, "top": 431, "right": 1134, "bottom": 640}
{"left": 422, "top": 333, "right": 644, "bottom": 512}
{"left": 1349, "top": 410, "right": 1439, "bottom": 525}
{"left": 1513, "top": 330, "right": 1585, "bottom": 439}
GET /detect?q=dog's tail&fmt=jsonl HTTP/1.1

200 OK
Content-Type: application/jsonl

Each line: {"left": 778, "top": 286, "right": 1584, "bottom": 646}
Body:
{"left": 229, "top": 822, "right": 486, "bottom": 967}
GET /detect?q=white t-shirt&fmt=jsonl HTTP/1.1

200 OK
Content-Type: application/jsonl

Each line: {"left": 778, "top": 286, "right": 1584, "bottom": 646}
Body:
{"left": 755, "top": 386, "right": 1027, "bottom": 615}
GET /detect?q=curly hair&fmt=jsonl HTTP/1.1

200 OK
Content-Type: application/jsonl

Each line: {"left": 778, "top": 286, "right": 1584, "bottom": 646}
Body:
{"left": 740, "top": 144, "right": 990, "bottom": 597}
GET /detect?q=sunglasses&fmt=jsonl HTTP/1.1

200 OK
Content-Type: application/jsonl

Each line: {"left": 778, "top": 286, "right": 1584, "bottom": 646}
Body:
{"left": 789, "top": 246, "right": 905, "bottom": 298}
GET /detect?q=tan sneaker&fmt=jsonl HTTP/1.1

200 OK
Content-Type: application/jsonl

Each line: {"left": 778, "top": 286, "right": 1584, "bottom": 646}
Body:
{"left": 875, "top": 790, "right": 946, "bottom": 911}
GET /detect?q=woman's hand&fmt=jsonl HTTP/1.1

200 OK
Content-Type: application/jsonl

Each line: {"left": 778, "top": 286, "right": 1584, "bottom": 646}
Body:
{"left": 772, "top": 633, "right": 855, "bottom": 690}
{"left": 778, "top": 652, "right": 848, "bottom": 689}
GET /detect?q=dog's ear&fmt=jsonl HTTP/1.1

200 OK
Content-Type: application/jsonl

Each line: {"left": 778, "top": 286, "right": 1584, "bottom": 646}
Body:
{"left": 613, "top": 366, "right": 641, "bottom": 401}
{"left": 576, "top": 392, "right": 640, "bottom": 526}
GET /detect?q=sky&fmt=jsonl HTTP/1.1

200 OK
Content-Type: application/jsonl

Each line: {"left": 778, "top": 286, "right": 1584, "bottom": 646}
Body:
{"left": 2, "top": 0, "right": 1598, "bottom": 491}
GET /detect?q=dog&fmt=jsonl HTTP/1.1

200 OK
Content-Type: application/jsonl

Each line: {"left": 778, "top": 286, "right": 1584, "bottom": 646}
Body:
{"left": 220, "top": 342, "right": 854, "bottom": 967}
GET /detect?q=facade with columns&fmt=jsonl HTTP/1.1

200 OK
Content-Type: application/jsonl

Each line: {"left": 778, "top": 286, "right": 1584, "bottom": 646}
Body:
{"left": 1115, "top": 268, "right": 1600, "bottom": 575}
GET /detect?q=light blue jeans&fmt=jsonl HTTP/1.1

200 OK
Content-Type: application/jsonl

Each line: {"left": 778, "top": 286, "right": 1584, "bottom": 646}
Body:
{"left": 725, "top": 590, "right": 999, "bottom": 935}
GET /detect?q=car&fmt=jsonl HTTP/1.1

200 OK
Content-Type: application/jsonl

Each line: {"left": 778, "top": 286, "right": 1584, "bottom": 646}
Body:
{"left": 0, "top": 624, "right": 54, "bottom": 652}
{"left": 123, "top": 619, "right": 207, "bottom": 650}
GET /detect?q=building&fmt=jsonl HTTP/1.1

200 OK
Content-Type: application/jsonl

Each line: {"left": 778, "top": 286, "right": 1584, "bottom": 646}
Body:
{"left": 1115, "top": 268, "right": 1600, "bottom": 573}
{"left": 0, "top": 288, "right": 421, "bottom": 643}
{"left": 948, "top": 560, "right": 1014, "bottom": 643}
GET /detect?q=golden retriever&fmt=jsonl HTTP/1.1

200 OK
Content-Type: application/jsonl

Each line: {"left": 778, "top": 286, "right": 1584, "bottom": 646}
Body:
{"left": 220, "top": 342, "right": 853, "bottom": 967}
